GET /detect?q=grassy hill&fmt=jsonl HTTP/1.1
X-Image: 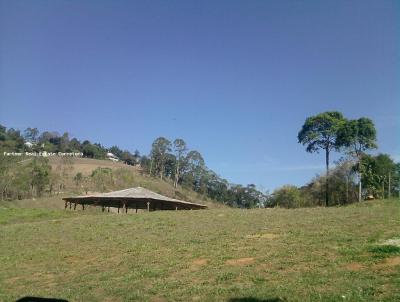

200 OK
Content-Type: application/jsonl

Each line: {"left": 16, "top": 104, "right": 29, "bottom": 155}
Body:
{"left": 0, "top": 199, "right": 399, "bottom": 301}
{"left": 45, "top": 157, "right": 222, "bottom": 209}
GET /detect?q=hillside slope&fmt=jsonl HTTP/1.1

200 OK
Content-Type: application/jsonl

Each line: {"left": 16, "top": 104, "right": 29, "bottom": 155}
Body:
{"left": 45, "top": 157, "right": 223, "bottom": 209}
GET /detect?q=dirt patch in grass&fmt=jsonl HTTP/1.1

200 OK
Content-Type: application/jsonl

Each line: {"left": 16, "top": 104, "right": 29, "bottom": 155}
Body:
{"left": 192, "top": 258, "right": 208, "bottom": 266}
{"left": 345, "top": 262, "right": 365, "bottom": 271}
{"left": 373, "top": 256, "right": 400, "bottom": 270}
{"left": 225, "top": 257, "right": 255, "bottom": 266}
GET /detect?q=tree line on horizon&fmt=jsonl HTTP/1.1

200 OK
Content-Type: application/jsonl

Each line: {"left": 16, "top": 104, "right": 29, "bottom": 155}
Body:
{"left": 0, "top": 119, "right": 398, "bottom": 208}
{"left": 0, "top": 124, "right": 267, "bottom": 207}
{"left": 270, "top": 111, "right": 399, "bottom": 208}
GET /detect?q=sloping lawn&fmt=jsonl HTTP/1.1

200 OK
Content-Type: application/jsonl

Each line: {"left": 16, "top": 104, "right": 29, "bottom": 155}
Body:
{"left": 0, "top": 200, "right": 399, "bottom": 301}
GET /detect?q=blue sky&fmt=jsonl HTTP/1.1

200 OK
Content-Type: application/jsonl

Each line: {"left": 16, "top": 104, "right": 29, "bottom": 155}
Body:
{"left": 0, "top": 0, "right": 399, "bottom": 191}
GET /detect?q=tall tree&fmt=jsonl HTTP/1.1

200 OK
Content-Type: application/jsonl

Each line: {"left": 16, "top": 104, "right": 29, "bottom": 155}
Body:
{"left": 183, "top": 150, "right": 205, "bottom": 191}
{"left": 374, "top": 154, "right": 395, "bottom": 199}
{"left": 150, "top": 137, "right": 171, "bottom": 180}
{"left": 298, "top": 111, "right": 346, "bottom": 206}
{"left": 173, "top": 139, "right": 188, "bottom": 188}
{"left": 337, "top": 118, "right": 377, "bottom": 201}
{"left": 23, "top": 127, "right": 39, "bottom": 143}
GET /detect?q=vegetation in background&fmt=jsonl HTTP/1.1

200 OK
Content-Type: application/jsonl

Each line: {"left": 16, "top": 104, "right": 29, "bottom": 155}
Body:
{"left": 0, "top": 124, "right": 269, "bottom": 208}
{"left": 298, "top": 111, "right": 346, "bottom": 206}
{"left": 296, "top": 112, "right": 385, "bottom": 208}
{"left": 1, "top": 115, "right": 398, "bottom": 208}
{"left": 337, "top": 117, "right": 378, "bottom": 201}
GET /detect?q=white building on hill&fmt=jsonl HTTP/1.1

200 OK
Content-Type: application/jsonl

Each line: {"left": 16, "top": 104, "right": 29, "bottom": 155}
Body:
{"left": 107, "top": 152, "right": 119, "bottom": 162}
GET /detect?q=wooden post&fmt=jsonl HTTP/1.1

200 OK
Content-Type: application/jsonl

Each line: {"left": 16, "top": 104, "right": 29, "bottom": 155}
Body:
{"left": 102, "top": 206, "right": 105, "bottom": 212}
{"left": 73, "top": 203, "right": 77, "bottom": 210}
{"left": 107, "top": 207, "right": 110, "bottom": 213}
{"left": 147, "top": 201, "right": 150, "bottom": 212}
{"left": 69, "top": 202, "right": 72, "bottom": 209}
{"left": 64, "top": 201, "right": 68, "bottom": 209}
{"left": 82, "top": 204, "right": 85, "bottom": 210}
{"left": 117, "top": 207, "right": 120, "bottom": 214}
{"left": 135, "top": 203, "right": 138, "bottom": 213}
{"left": 125, "top": 204, "right": 128, "bottom": 214}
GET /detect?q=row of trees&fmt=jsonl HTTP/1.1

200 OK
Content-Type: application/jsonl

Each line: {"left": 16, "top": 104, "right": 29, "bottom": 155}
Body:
{"left": 142, "top": 137, "right": 268, "bottom": 208}
{"left": 298, "top": 111, "right": 398, "bottom": 206}
{"left": 0, "top": 157, "right": 52, "bottom": 200}
{"left": 298, "top": 112, "right": 380, "bottom": 206}
{"left": 270, "top": 153, "right": 399, "bottom": 208}
{"left": 0, "top": 125, "right": 141, "bottom": 165}
{"left": 0, "top": 124, "right": 269, "bottom": 208}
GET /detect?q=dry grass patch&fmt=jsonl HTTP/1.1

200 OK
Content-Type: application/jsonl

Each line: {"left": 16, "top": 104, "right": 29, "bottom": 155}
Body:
{"left": 225, "top": 257, "right": 255, "bottom": 266}
{"left": 344, "top": 262, "right": 365, "bottom": 271}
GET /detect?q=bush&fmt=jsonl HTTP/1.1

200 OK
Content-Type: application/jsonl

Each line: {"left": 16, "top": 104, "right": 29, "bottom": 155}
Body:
{"left": 270, "top": 185, "right": 307, "bottom": 208}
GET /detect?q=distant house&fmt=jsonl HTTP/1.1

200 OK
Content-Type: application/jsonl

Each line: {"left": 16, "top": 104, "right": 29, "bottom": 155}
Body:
{"left": 106, "top": 152, "right": 119, "bottom": 162}
{"left": 24, "top": 141, "right": 34, "bottom": 148}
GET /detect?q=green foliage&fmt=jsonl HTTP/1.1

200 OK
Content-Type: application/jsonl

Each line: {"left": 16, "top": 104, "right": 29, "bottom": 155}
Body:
{"left": 91, "top": 167, "right": 114, "bottom": 192}
{"left": 337, "top": 118, "right": 377, "bottom": 157}
{"left": 150, "top": 137, "right": 172, "bottom": 179}
{"left": 298, "top": 111, "right": 346, "bottom": 206}
{"left": 360, "top": 154, "right": 396, "bottom": 198}
{"left": 298, "top": 111, "right": 346, "bottom": 153}
{"left": 28, "top": 158, "right": 52, "bottom": 197}
{"left": 369, "top": 245, "right": 400, "bottom": 258}
{"left": 270, "top": 185, "right": 310, "bottom": 208}
{"left": 74, "top": 172, "right": 83, "bottom": 187}
{"left": 82, "top": 142, "right": 106, "bottom": 159}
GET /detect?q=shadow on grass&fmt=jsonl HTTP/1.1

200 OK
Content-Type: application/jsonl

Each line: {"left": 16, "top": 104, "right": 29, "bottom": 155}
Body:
{"left": 229, "top": 298, "right": 286, "bottom": 302}
{"left": 15, "top": 297, "right": 68, "bottom": 302}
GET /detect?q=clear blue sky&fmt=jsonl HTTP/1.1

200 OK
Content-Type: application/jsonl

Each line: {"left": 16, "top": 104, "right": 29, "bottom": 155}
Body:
{"left": 1, "top": 0, "right": 399, "bottom": 191}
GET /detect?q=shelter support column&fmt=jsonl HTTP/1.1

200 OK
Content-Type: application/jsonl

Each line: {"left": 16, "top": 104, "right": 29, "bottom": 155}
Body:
{"left": 147, "top": 201, "right": 150, "bottom": 212}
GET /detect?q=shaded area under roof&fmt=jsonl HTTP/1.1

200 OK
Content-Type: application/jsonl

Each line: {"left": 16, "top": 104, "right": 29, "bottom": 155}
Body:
{"left": 63, "top": 187, "right": 207, "bottom": 211}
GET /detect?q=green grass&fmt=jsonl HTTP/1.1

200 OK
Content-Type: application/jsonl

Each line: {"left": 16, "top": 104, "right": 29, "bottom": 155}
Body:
{"left": 369, "top": 245, "right": 400, "bottom": 258}
{"left": 0, "top": 199, "right": 399, "bottom": 301}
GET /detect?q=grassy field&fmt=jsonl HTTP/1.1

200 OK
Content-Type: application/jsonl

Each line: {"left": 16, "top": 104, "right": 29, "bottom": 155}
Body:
{"left": 0, "top": 199, "right": 399, "bottom": 302}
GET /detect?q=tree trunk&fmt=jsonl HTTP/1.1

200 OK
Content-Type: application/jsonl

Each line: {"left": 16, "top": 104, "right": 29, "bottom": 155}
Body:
{"left": 149, "top": 159, "right": 153, "bottom": 176}
{"left": 174, "top": 160, "right": 180, "bottom": 188}
{"left": 325, "top": 148, "right": 329, "bottom": 207}
{"left": 346, "top": 176, "right": 349, "bottom": 204}
{"left": 358, "top": 175, "right": 362, "bottom": 202}
{"left": 382, "top": 181, "right": 385, "bottom": 199}
{"left": 388, "top": 172, "right": 391, "bottom": 199}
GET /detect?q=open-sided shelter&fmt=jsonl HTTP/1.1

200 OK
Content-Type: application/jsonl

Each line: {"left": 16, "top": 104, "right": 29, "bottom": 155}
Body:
{"left": 63, "top": 187, "right": 207, "bottom": 212}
